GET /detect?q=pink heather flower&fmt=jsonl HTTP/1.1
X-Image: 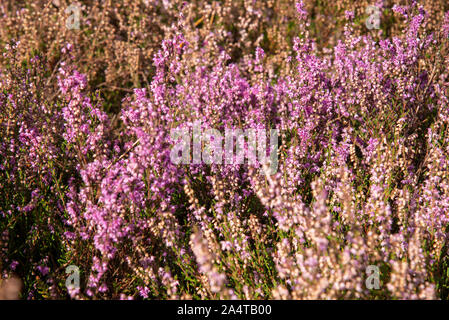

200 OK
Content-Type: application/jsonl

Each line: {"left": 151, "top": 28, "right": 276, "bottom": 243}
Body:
{"left": 98, "top": 283, "right": 108, "bottom": 293}
{"left": 137, "top": 286, "right": 150, "bottom": 299}
{"left": 345, "top": 11, "right": 354, "bottom": 21}
{"left": 295, "top": 1, "right": 307, "bottom": 20}
{"left": 255, "top": 47, "right": 265, "bottom": 62}
{"left": 10, "top": 261, "right": 19, "bottom": 271}
{"left": 37, "top": 266, "right": 49, "bottom": 276}
{"left": 392, "top": 5, "right": 407, "bottom": 17}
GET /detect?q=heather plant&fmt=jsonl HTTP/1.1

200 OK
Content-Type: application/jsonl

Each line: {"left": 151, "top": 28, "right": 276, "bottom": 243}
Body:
{"left": 1, "top": 0, "right": 447, "bottom": 110}
{"left": 1, "top": 0, "right": 449, "bottom": 300}
{"left": 0, "top": 45, "right": 68, "bottom": 298}
{"left": 0, "top": 0, "right": 298, "bottom": 111}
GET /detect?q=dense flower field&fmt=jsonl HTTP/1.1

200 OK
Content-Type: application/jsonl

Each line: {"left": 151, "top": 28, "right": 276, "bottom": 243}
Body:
{"left": 1, "top": 0, "right": 449, "bottom": 300}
